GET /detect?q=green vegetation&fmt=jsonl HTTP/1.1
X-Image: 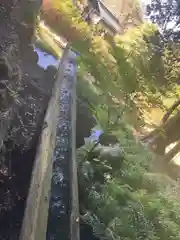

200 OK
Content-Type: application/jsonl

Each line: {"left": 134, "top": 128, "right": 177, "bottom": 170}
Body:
{"left": 38, "top": 0, "right": 180, "bottom": 239}
{"left": 77, "top": 108, "right": 180, "bottom": 239}
{"left": 35, "top": 21, "right": 62, "bottom": 58}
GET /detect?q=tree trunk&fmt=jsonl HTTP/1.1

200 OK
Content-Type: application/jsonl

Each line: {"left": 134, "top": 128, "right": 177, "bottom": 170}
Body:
{"left": 142, "top": 99, "right": 180, "bottom": 157}
{"left": 150, "top": 111, "right": 180, "bottom": 155}
{"left": 161, "top": 99, "right": 180, "bottom": 124}
{"left": 164, "top": 141, "right": 180, "bottom": 163}
{"left": 142, "top": 99, "right": 180, "bottom": 141}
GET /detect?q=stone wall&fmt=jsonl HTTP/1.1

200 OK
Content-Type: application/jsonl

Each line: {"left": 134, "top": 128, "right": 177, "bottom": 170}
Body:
{"left": 0, "top": 1, "right": 56, "bottom": 149}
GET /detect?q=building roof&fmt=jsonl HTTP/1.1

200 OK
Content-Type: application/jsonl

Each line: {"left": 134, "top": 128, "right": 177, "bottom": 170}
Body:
{"left": 77, "top": 0, "right": 142, "bottom": 31}
{"left": 100, "top": 0, "right": 123, "bottom": 19}
{"left": 87, "top": 0, "right": 121, "bottom": 32}
{"left": 98, "top": 1, "right": 122, "bottom": 33}
{"left": 98, "top": 0, "right": 120, "bottom": 25}
{"left": 100, "top": 0, "right": 143, "bottom": 29}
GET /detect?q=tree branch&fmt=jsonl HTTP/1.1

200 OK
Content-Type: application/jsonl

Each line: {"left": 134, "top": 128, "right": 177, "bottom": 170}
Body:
{"left": 164, "top": 141, "right": 180, "bottom": 162}
{"left": 161, "top": 98, "right": 180, "bottom": 124}
{"left": 142, "top": 99, "right": 180, "bottom": 142}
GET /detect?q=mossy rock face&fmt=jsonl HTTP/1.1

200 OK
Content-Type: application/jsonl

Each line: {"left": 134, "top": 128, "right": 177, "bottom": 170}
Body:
{"left": 19, "top": 0, "right": 42, "bottom": 24}
{"left": 0, "top": 6, "right": 22, "bottom": 146}
{"left": 0, "top": 0, "right": 43, "bottom": 147}
{"left": 7, "top": 61, "right": 95, "bottom": 149}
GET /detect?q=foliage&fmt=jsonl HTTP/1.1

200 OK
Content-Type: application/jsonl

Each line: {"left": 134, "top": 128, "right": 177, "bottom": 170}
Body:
{"left": 38, "top": 1, "right": 180, "bottom": 239}
{"left": 77, "top": 108, "right": 180, "bottom": 240}
{"left": 40, "top": 0, "right": 169, "bottom": 119}
{"left": 41, "top": 0, "right": 91, "bottom": 42}
{"left": 147, "top": 0, "right": 180, "bottom": 41}
{"left": 35, "top": 23, "right": 62, "bottom": 59}
{"left": 40, "top": 0, "right": 180, "bottom": 114}
{"left": 146, "top": 0, "right": 180, "bottom": 124}
{"left": 163, "top": 43, "right": 180, "bottom": 88}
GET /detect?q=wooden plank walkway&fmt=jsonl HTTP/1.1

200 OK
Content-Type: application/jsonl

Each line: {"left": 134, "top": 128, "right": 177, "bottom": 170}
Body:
{"left": 20, "top": 46, "right": 79, "bottom": 240}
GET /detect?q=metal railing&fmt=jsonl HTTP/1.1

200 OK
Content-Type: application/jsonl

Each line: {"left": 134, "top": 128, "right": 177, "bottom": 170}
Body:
{"left": 20, "top": 46, "right": 79, "bottom": 240}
